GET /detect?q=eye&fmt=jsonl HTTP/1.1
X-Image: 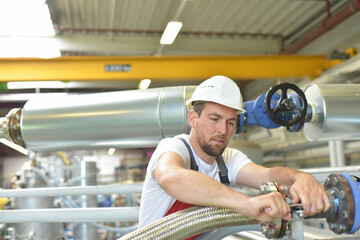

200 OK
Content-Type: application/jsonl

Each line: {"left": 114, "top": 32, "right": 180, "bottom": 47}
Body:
{"left": 228, "top": 121, "right": 235, "bottom": 126}
{"left": 210, "top": 118, "right": 218, "bottom": 121}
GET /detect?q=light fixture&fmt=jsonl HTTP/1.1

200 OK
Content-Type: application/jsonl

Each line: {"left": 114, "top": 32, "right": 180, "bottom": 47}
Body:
{"left": 160, "top": 21, "right": 183, "bottom": 45}
{"left": 7, "top": 81, "right": 66, "bottom": 90}
{"left": 0, "top": 0, "right": 60, "bottom": 58}
{"left": 138, "top": 79, "right": 152, "bottom": 90}
{"left": 0, "top": 138, "right": 28, "bottom": 156}
{"left": 0, "top": 0, "right": 55, "bottom": 37}
{"left": 0, "top": 37, "right": 61, "bottom": 58}
{"left": 108, "top": 148, "right": 116, "bottom": 156}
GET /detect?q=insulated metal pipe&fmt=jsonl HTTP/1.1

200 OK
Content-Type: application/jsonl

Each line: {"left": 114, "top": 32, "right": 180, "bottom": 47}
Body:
{"left": 16, "top": 86, "right": 194, "bottom": 152}
{"left": 0, "top": 207, "right": 139, "bottom": 223}
{"left": 302, "top": 165, "right": 360, "bottom": 183}
{"left": 302, "top": 165, "right": 360, "bottom": 175}
{"left": 303, "top": 84, "right": 360, "bottom": 141}
{"left": 0, "top": 184, "right": 143, "bottom": 198}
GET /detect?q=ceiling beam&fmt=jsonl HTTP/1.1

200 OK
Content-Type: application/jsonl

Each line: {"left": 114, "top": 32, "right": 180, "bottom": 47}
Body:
{"left": 0, "top": 55, "right": 342, "bottom": 82}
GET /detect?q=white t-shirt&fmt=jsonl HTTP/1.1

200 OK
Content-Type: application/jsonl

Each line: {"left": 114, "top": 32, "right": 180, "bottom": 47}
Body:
{"left": 138, "top": 134, "right": 252, "bottom": 228}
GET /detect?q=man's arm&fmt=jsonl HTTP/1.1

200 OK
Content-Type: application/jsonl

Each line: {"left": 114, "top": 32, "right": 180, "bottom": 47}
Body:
{"left": 236, "top": 163, "right": 331, "bottom": 217}
{"left": 154, "top": 151, "right": 291, "bottom": 222}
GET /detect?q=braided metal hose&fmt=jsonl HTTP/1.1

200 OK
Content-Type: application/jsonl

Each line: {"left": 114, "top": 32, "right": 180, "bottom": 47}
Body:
{"left": 119, "top": 206, "right": 259, "bottom": 240}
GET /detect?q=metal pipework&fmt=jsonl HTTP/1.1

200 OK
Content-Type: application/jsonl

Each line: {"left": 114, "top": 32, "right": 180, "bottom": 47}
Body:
{"left": 0, "top": 108, "right": 24, "bottom": 146}
{"left": 303, "top": 84, "right": 360, "bottom": 141}
{"left": 258, "top": 182, "right": 288, "bottom": 239}
{"left": 0, "top": 184, "right": 143, "bottom": 198}
{"left": 259, "top": 173, "right": 360, "bottom": 238}
{"left": 321, "top": 174, "right": 360, "bottom": 234}
{"left": 0, "top": 86, "right": 194, "bottom": 152}
{"left": 0, "top": 207, "right": 139, "bottom": 223}
{"left": 119, "top": 174, "right": 360, "bottom": 240}
{"left": 72, "top": 161, "right": 98, "bottom": 240}
{"left": 14, "top": 165, "right": 64, "bottom": 239}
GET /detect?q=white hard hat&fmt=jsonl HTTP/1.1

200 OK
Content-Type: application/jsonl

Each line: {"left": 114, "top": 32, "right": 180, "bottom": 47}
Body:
{"left": 186, "top": 75, "right": 245, "bottom": 113}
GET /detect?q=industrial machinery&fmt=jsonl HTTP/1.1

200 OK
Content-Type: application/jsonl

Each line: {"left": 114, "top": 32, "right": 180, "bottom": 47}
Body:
{"left": 258, "top": 173, "right": 360, "bottom": 239}
{"left": 241, "top": 82, "right": 360, "bottom": 140}
{"left": 1, "top": 82, "right": 359, "bottom": 151}
{"left": 118, "top": 173, "right": 360, "bottom": 240}
{"left": 0, "top": 81, "right": 360, "bottom": 239}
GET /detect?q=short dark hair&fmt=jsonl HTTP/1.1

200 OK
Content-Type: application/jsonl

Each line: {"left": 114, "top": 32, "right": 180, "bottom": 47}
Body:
{"left": 192, "top": 101, "right": 207, "bottom": 116}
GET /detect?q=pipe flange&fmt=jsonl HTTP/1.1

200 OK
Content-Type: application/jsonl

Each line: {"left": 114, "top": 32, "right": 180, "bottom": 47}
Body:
{"left": 259, "top": 182, "right": 279, "bottom": 195}
{"left": 324, "top": 174, "right": 354, "bottom": 234}
{"left": 261, "top": 219, "right": 287, "bottom": 239}
{"left": 7, "top": 108, "right": 25, "bottom": 147}
{"left": 259, "top": 182, "right": 288, "bottom": 238}
{"left": 0, "top": 116, "right": 10, "bottom": 140}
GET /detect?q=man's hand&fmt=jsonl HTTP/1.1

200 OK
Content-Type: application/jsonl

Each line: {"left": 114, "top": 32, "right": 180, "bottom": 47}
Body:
{"left": 241, "top": 192, "right": 291, "bottom": 222}
{"left": 289, "top": 173, "right": 330, "bottom": 217}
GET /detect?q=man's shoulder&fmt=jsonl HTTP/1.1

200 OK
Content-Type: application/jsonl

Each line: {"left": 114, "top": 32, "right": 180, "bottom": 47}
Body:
{"left": 222, "top": 147, "right": 246, "bottom": 161}
{"left": 154, "top": 134, "right": 191, "bottom": 168}
{"left": 159, "top": 134, "right": 189, "bottom": 145}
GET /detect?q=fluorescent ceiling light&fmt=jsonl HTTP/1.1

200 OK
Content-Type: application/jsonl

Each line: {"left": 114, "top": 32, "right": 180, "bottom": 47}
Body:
{"left": 7, "top": 81, "right": 66, "bottom": 90}
{"left": 0, "top": 37, "right": 61, "bottom": 58}
{"left": 0, "top": 0, "right": 55, "bottom": 37}
{"left": 0, "top": 138, "right": 28, "bottom": 155}
{"left": 0, "top": 0, "right": 59, "bottom": 58}
{"left": 160, "top": 21, "right": 183, "bottom": 45}
{"left": 138, "top": 79, "right": 152, "bottom": 90}
{"left": 108, "top": 148, "right": 116, "bottom": 156}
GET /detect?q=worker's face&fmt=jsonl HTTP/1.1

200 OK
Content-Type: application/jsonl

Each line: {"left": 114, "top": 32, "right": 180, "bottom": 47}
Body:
{"left": 192, "top": 102, "right": 237, "bottom": 157}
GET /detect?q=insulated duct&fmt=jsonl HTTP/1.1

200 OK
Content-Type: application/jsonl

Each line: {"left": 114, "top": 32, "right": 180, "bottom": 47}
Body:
{"left": 119, "top": 206, "right": 258, "bottom": 240}
{"left": 12, "top": 86, "right": 194, "bottom": 152}
{"left": 303, "top": 84, "right": 360, "bottom": 141}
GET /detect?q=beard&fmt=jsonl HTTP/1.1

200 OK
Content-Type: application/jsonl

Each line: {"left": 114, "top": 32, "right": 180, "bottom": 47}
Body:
{"left": 195, "top": 129, "right": 227, "bottom": 157}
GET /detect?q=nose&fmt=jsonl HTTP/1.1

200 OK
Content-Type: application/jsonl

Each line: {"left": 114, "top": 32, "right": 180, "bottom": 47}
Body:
{"left": 218, "top": 120, "right": 227, "bottom": 134}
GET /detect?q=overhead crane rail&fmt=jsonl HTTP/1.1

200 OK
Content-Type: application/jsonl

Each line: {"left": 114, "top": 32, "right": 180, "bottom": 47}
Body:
{"left": 0, "top": 55, "right": 343, "bottom": 82}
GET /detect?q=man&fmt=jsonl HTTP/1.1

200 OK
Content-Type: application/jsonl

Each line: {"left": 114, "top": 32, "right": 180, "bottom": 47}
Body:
{"left": 138, "top": 75, "right": 330, "bottom": 238}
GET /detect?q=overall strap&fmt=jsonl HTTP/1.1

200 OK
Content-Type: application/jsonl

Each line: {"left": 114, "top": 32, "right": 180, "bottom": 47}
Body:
{"left": 178, "top": 138, "right": 198, "bottom": 171}
{"left": 178, "top": 138, "right": 230, "bottom": 186}
{"left": 215, "top": 155, "right": 230, "bottom": 186}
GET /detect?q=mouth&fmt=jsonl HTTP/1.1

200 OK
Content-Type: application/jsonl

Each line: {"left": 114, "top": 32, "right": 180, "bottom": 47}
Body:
{"left": 212, "top": 138, "right": 225, "bottom": 145}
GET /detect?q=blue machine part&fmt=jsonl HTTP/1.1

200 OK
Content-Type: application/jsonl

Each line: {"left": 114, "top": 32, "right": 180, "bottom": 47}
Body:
{"left": 98, "top": 195, "right": 113, "bottom": 207}
{"left": 241, "top": 92, "right": 304, "bottom": 132}
{"left": 341, "top": 173, "right": 360, "bottom": 234}
{"left": 236, "top": 112, "right": 245, "bottom": 134}
{"left": 243, "top": 93, "right": 279, "bottom": 129}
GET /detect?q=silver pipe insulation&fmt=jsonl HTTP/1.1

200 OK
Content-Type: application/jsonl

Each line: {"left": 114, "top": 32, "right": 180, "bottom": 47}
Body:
{"left": 0, "top": 207, "right": 139, "bottom": 223}
{"left": 1, "top": 83, "right": 359, "bottom": 150}
{"left": 302, "top": 166, "right": 360, "bottom": 183}
{"left": 0, "top": 183, "right": 143, "bottom": 198}
{"left": 302, "top": 165, "right": 360, "bottom": 175}
{"left": 19, "top": 86, "right": 195, "bottom": 152}
{"left": 119, "top": 206, "right": 259, "bottom": 240}
{"left": 303, "top": 84, "right": 360, "bottom": 141}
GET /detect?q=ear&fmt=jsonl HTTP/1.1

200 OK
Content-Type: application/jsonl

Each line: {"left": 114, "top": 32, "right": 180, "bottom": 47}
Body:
{"left": 188, "top": 110, "right": 198, "bottom": 128}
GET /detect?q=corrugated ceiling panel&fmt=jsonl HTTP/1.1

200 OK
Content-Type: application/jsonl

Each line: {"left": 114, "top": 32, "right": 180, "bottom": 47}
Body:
{"left": 46, "top": 0, "right": 358, "bottom": 55}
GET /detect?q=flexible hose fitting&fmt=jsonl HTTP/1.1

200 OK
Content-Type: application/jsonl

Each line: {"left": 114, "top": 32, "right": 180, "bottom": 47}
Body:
{"left": 119, "top": 206, "right": 258, "bottom": 240}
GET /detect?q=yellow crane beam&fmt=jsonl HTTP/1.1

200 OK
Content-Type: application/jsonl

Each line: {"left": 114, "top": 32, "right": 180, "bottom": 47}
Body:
{"left": 0, "top": 55, "right": 342, "bottom": 82}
